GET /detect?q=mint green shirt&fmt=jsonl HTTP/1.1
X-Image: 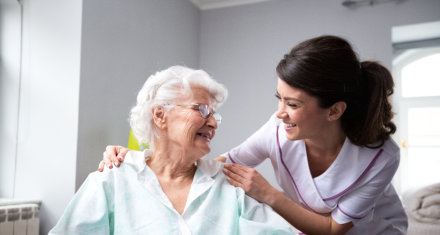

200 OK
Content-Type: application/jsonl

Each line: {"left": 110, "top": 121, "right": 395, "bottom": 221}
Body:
{"left": 49, "top": 151, "right": 294, "bottom": 234}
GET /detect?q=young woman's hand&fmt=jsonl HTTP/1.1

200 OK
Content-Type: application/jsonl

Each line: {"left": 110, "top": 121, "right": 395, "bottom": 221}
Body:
{"left": 98, "top": 145, "right": 129, "bottom": 172}
{"left": 223, "top": 163, "right": 276, "bottom": 203}
{"left": 214, "top": 156, "right": 227, "bottom": 162}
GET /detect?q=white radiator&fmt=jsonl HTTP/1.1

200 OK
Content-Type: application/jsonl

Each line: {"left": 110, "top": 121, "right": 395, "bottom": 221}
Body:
{"left": 0, "top": 203, "right": 39, "bottom": 235}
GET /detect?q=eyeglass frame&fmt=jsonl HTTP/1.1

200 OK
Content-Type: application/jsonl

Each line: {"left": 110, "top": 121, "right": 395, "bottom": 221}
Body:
{"left": 163, "top": 103, "right": 222, "bottom": 124}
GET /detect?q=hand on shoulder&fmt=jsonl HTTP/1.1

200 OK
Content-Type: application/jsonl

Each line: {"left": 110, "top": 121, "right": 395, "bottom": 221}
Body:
{"left": 98, "top": 145, "right": 129, "bottom": 172}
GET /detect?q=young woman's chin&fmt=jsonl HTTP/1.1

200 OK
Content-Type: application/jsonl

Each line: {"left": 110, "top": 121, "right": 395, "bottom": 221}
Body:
{"left": 286, "top": 132, "right": 307, "bottom": 142}
{"left": 284, "top": 127, "right": 300, "bottom": 141}
{"left": 286, "top": 135, "right": 299, "bottom": 141}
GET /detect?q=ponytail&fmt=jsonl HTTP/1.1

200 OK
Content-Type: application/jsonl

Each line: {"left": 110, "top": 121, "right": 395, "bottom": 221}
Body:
{"left": 342, "top": 61, "right": 396, "bottom": 148}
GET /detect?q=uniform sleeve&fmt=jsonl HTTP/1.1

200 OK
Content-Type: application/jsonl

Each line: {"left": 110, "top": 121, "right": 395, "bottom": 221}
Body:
{"left": 49, "top": 172, "right": 114, "bottom": 235}
{"left": 331, "top": 152, "right": 400, "bottom": 225}
{"left": 226, "top": 113, "right": 278, "bottom": 167}
{"left": 237, "top": 189, "right": 295, "bottom": 234}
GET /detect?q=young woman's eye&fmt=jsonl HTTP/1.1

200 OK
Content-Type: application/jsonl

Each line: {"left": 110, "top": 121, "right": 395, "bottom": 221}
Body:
{"left": 275, "top": 94, "right": 281, "bottom": 100}
{"left": 287, "top": 103, "right": 298, "bottom": 108}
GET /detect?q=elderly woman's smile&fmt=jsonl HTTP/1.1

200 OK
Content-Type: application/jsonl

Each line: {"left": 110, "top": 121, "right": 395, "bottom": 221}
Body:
{"left": 196, "top": 129, "right": 213, "bottom": 141}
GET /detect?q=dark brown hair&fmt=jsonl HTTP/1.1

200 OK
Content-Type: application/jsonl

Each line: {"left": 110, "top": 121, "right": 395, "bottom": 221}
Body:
{"left": 276, "top": 35, "right": 396, "bottom": 148}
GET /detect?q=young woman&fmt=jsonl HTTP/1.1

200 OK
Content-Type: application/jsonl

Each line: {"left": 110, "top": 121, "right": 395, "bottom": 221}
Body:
{"left": 101, "top": 36, "right": 407, "bottom": 234}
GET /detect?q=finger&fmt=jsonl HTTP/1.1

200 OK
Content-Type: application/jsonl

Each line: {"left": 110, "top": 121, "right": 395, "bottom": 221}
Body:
{"left": 223, "top": 167, "right": 246, "bottom": 183}
{"left": 214, "top": 156, "right": 227, "bottom": 162}
{"left": 103, "top": 151, "right": 113, "bottom": 169}
{"left": 104, "top": 146, "right": 120, "bottom": 165}
{"left": 105, "top": 145, "right": 119, "bottom": 160}
{"left": 98, "top": 160, "right": 105, "bottom": 172}
{"left": 224, "top": 163, "right": 247, "bottom": 171}
{"left": 117, "top": 147, "right": 129, "bottom": 162}
{"left": 108, "top": 150, "right": 120, "bottom": 167}
{"left": 226, "top": 176, "right": 244, "bottom": 189}
{"left": 224, "top": 163, "right": 249, "bottom": 175}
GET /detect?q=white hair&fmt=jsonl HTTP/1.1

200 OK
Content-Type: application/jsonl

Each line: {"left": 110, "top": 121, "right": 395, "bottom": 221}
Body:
{"left": 130, "top": 65, "right": 228, "bottom": 146}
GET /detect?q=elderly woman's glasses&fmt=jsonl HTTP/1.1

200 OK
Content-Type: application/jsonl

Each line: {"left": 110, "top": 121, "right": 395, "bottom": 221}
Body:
{"left": 167, "top": 104, "right": 222, "bottom": 124}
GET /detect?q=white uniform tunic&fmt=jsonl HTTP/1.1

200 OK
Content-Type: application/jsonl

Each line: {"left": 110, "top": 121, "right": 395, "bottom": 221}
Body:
{"left": 227, "top": 113, "right": 408, "bottom": 234}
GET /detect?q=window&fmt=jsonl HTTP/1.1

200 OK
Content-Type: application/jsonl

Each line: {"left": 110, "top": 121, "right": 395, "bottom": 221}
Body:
{"left": 401, "top": 53, "right": 440, "bottom": 97}
{"left": 393, "top": 47, "right": 440, "bottom": 194}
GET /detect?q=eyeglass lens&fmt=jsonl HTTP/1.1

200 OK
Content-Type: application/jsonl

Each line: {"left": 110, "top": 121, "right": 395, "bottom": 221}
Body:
{"left": 199, "top": 104, "right": 210, "bottom": 118}
{"left": 199, "top": 104, "right": 222, "bottom": 124}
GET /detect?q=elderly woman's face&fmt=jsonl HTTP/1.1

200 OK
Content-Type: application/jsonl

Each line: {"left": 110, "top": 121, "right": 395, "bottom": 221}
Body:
{"left": 164, "top": 86, "right": 218, "bottom": 157}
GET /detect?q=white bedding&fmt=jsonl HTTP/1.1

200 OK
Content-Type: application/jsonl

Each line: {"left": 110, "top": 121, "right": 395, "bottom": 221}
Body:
{"left": 404, "top": 183, "right": 440, "bottom": 235}
{"left": 407, "top": 183, "right": 440, "bottom": 223}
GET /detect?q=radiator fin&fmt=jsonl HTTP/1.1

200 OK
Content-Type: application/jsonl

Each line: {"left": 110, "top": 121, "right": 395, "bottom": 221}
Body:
{"left": 0, "top": 203, "right": 39, "bottom": 235}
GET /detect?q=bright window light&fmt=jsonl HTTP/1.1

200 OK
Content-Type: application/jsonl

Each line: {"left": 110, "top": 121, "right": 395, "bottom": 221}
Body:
{"left": 408, "top": 107, "right": 440, "bottom": 146}
{"left": 402, "top": 53, "right": 440, "bottom": 97}
{"left": 406, "top": 147, "right": 440, "bottom": 191}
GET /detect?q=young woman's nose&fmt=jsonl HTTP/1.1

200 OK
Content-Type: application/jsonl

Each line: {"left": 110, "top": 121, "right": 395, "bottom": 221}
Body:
{"left": 276, "top": 102, "right": 288, "bottom": 119}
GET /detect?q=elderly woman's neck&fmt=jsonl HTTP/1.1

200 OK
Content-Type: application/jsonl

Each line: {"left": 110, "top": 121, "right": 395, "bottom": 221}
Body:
{"left": 147, "top": 148, "right": 197, "bottom": 180}
{"left": 147, "top": 147, "right": 197, "bottom": 215}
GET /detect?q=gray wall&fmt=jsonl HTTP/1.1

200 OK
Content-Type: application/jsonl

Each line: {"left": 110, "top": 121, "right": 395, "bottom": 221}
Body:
{"left": 200, "top": 0, "right": 440, "bottom": 186}
{"left": 76, "top": 0, "right": 200, "bottom": 189}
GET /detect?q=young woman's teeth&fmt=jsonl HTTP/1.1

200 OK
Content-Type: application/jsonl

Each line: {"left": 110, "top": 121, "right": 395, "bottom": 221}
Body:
{"left": 286, "top": 123, "right": 296, "bottom": 127}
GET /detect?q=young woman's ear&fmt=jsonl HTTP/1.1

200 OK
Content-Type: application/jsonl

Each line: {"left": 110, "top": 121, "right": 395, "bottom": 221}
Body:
{"left": 328, "top": 101, "right": 347, "bottom": 121}
{"left": 152, "top": 106, "right": 167, "bottom": 129}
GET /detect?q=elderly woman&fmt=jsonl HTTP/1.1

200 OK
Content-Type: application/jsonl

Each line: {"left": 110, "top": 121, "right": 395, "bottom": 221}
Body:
{"left": 49, "top": 66, "right": 294, "bottom": 234}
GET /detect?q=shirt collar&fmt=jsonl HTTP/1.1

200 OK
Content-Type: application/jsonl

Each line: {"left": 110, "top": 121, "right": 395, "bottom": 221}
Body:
{"left": 125, "top": 149, "right": 223, "bottom": 214}
{"left": 125, "top": 149, "right": 223, "bottom": 177}
{"left": 124, "top": 150, "right": 148, "bottom": 173}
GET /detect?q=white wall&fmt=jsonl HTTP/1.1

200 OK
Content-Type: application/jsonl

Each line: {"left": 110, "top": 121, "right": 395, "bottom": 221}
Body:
{"left": 11, "top": 0, "right": 83, "bottom": 234}
{"left": 76, "top": 0, "right": 200, "bottom": 189}
{"left": 2, "top": 0, "right": 200, "bottom": 234}
{"left": 0, "top": 0, "right": 22, "bottom": 198}
{"left": 200, "top": 0, "right": 440, "bottom": 186}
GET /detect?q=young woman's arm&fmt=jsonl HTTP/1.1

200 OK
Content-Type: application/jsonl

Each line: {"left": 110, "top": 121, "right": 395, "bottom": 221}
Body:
{"left": 224, "top": 163, "right": 353, "bottom": 235}
{"left": 268, "top": 188, "right": 353, "bottom": 235}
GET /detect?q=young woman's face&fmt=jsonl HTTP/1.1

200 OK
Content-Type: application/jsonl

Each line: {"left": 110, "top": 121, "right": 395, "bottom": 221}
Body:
{"left": 275, "top": 78, "right": 330, "bottom": 141}
{"left": 164, "top": 86, "right": 218, "bottom": 158}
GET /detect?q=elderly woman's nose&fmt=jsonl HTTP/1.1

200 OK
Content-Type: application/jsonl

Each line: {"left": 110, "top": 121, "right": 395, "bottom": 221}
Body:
{"left": 206, "top": 115, "right": 218, "bottom": 129}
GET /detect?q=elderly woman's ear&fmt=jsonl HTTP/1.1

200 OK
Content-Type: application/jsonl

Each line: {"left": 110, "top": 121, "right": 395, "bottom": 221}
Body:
{"left": 152, "top": 106, "right": 167, "bottom": 129}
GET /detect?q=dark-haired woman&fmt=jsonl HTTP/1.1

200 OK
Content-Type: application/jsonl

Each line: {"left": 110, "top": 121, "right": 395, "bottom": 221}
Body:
{"left": 101, "top": 36, "right": 408, "bottom": 234}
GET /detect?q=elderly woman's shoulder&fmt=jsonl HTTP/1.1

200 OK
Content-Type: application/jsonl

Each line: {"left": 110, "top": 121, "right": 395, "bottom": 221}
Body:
{"left": 197, "top": 158, "right": 225, "bottom": 178}
{"left": 197, "top": 158, "right": 247, "bottom": 195}
{"left": 90, "top": 150, "right": 145, "bottom": 180}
